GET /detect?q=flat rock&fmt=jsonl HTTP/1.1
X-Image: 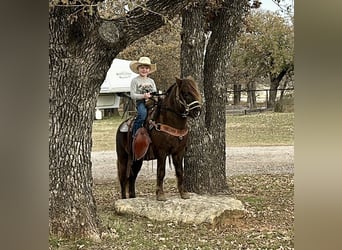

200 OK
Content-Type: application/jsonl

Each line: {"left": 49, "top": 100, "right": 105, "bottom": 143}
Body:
{"left": 114, "top": 193, "right": 246, "bottom": 226}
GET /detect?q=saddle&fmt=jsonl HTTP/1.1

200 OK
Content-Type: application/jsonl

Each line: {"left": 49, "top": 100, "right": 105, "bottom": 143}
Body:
{"left": 132, "top": 127, "right": 151, "bottom": 160}
{"left": 118, "top": 106, "right": 156, "bottom": 161}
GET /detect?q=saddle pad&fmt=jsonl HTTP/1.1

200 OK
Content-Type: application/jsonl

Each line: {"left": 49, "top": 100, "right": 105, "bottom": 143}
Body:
{"left": 119, "top": 118, "right": 134, "bottom": 133}
{"left": 119, "top": 122, "right": 129, "bottom": 132}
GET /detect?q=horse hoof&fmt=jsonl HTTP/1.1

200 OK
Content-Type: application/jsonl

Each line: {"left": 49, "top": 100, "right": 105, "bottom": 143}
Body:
{"left": 181, "top": 192, "right": 190, "bottom": 199}
{"left": 156, "top": 194, "right": 167, "bottom": 201}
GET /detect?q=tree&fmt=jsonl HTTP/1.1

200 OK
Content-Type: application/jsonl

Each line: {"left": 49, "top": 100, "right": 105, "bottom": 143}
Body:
{"left": 49, "top": 0, "right": 192, "bottom": 239}
{"left": 229, "top": 10, "right": 294, "bottom": 108}
{"left": 181, "top": 0, "right": 250, "bottom": 194}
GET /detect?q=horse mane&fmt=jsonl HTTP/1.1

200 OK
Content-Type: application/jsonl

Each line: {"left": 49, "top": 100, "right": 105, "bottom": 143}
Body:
{"left": 182, "top": 76, "right": 202, "bottom": 103}
{"left": 165, "top": 84, "right": 174, "bottom": 96}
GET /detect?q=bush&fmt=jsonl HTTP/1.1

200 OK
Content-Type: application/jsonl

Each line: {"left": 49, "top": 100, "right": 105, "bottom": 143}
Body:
{"left": 274, "top": 95, "right": 294, "bottom": 113}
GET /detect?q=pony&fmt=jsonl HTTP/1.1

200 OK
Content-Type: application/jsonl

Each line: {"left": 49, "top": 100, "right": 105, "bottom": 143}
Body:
{"left": 116, "top": 77, "right": 202, "bottom": 201}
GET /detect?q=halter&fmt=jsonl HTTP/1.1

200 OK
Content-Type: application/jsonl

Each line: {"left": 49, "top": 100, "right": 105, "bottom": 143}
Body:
{"left": 174, "top": 84, "right": 202, "bottom": 118}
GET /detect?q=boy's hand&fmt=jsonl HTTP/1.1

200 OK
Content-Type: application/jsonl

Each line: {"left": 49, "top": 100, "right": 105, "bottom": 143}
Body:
{"left": 143, "top": 92, "right": 151, "bottom": 99}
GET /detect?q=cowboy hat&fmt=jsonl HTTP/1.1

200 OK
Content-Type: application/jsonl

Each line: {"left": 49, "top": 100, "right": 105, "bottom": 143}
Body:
{"left": 129, "top": 57, "right": 157, "bottom": 74}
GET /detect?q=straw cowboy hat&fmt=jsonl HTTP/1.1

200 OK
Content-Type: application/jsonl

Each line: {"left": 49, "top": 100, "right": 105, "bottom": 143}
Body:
{"left": 129, "top": 57, "right": 157, "bottom": 74}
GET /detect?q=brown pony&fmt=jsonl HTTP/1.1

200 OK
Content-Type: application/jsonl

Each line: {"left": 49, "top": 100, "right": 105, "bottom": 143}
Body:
{"left": 116, "top": 77, "right": 202, "bottom": 201}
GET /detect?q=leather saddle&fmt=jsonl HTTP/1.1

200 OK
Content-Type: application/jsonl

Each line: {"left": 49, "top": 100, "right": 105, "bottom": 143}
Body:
{"left": 118, "top": 97, "right": 159, "bottom": 161}
{"left": 119, "top": 117, "right": 153, "bottom": 161}
{"left": 132, "top": 127, "right": 151, "bottom": 161}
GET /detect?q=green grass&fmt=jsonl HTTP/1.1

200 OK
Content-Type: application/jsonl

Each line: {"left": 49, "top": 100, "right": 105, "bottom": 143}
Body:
{"left": 92, "top": 112, "right": 294, "bottom": 151}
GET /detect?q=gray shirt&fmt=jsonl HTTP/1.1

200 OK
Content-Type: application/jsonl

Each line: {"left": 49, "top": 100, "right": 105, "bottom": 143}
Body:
{"left": 130, "top": 76, "right": 157, "bottom": 100}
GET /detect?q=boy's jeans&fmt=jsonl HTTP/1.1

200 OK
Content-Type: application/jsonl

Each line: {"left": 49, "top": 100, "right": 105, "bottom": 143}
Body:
{"left": 132, "top": 101, "right": 147, "bottom": 137}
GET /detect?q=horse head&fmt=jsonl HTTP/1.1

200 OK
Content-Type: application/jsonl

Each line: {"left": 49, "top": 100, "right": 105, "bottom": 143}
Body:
{"left": 175, "top": 77, "right": 202, "bottom": 118}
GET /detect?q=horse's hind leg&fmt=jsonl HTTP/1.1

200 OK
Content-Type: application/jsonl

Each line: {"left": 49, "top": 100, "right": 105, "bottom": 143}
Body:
{"left": 128, "top": 160, "right": 143, "bottom": 198}
{"left": 172, "top": 153, "right": 190, "bottom": 199}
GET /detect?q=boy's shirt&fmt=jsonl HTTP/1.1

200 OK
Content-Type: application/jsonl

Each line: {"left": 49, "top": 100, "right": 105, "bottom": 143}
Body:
{"left": 130, "top": 76, "right": 157, "bottom": 100}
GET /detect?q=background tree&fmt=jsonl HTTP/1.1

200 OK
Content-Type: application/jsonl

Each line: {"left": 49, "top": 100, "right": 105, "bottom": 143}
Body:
{"left": 228, "top": 10, "right": 294, "bottom": 109}
{"left": 49, "top": 0, "right": 191, "bottom": 239}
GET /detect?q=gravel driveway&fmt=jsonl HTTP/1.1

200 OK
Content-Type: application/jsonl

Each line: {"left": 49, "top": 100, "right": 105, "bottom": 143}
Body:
{"left": 91, "top": 146, "right": 294, "bottom": 183}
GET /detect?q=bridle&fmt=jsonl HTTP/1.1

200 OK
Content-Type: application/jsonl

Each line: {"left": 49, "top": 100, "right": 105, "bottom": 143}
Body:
{"left": 172, "top": 84, "right": 202, "bottom": 118}
{"left": 149, "top": 82, "right": 201, "bottom": 118}
{"left": 148, "top": 82, "right": 201, "bottom": 139}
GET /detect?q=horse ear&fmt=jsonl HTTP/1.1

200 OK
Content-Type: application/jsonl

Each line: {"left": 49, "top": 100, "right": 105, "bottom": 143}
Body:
{"left": 186, "top": 75, "right": 195, "bottom": 81}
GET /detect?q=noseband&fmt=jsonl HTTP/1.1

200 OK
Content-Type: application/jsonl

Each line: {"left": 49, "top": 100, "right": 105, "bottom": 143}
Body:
{"left": 178, "top": 99, "right": 202, "bottom": 118}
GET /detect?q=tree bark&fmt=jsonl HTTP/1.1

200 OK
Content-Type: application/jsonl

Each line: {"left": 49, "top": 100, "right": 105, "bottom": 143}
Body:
{"left": 49, "top": 0, "right": 192, "bottom": 238}
{"left": 182, "top": 0, "right": 248, "bottom": 194}
{"left": 180, "top": 1, "right": 208, "bottom": 194}
{"left": 49, "top": 7, "right": 112, "bottom": 239}
{"left": 247, "top": 82, "right": 257, "bottom": 109}
{"left": 267, "top": 67, "right": 288, "bottom": 108}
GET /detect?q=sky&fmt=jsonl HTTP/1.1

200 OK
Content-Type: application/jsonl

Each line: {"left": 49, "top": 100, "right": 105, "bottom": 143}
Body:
{"left": 260, "top": 0, "right": 294, "bottom": 12}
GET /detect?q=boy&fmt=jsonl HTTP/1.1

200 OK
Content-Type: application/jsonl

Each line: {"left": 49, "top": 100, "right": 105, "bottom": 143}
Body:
{"left": 129, "top": 57, "right": 157, "bottom": 137}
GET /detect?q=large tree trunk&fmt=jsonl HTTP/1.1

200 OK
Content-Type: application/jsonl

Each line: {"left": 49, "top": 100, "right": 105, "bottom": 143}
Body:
{"left": 49, "top": 0, "right": 193, "bottom": 239}
{"left": 180, "top": 1, "right": 207, "bottom": 193}
{"left": 182, "top": 0, "right": 248, "bottom": 194}
{"left": 49, "top": 7, "right": 113, "bottom": 239}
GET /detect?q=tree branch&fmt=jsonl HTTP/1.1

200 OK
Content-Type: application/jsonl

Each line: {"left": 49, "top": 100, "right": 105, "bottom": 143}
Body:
{"left": 98, "top": 0, "right": 191, "bottom": 47}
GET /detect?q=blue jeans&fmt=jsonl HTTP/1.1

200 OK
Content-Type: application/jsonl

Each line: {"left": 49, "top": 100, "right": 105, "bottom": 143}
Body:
{"left": 132, "top": 101, "right": 147, "bottom": 137}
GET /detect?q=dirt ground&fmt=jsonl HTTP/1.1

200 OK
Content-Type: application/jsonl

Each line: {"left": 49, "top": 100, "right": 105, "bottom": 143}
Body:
{"left": 91, "top": 146, "right": 294, "bottom": 183}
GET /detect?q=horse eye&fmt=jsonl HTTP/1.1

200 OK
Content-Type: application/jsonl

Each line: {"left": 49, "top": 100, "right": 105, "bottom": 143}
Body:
{"left": 183, "top": 92, "right": 190, "bottom": 98}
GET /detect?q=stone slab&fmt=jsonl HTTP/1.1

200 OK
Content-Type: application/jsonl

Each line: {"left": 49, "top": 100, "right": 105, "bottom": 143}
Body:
{"left": 114, "top": 193, "right": 246, "bottom": 226}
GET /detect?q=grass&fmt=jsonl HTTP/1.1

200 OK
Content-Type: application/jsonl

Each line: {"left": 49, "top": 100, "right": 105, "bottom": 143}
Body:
{"left": 226, "top": 112, "right": 294, "bottom": 146}
{"left": 92, "top": 111, "right": 294, "bottom": 151}
{"left": 92, "top": 116, "right": 123, "bottom": 151}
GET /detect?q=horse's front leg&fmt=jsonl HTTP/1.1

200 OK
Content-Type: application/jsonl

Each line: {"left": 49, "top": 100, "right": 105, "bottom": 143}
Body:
{"left": 117, "top": 155, "right": 129, "bottom": 199}
{"left": 128, "top": 160, "right": 143, "bottom": 198}
{"left": 172, "top": 152, "right": 190, "bottom": 199}
{"left": 156, "top": 155, "right": 167, "bottom": 201}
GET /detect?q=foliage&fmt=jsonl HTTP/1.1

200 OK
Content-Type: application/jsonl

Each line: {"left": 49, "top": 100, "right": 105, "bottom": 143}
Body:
{"left": 269, "top": 0, "right": 294, "bottom": 22}
{"left": 228, "top": 10, "right": 294, "bottom": 87}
